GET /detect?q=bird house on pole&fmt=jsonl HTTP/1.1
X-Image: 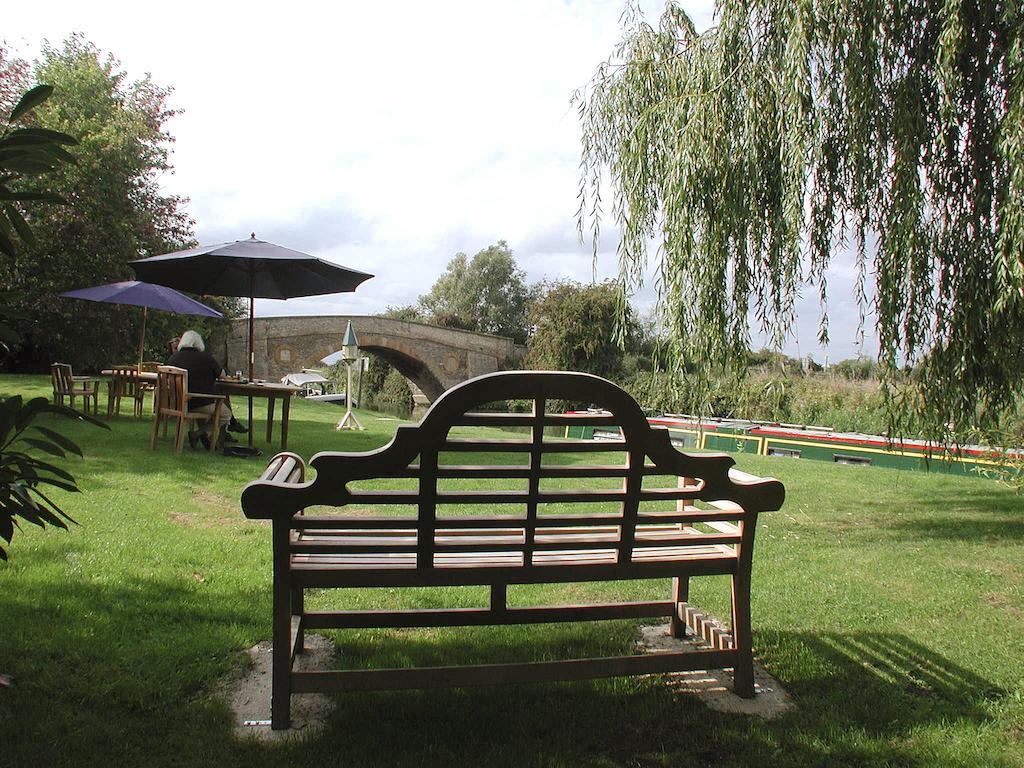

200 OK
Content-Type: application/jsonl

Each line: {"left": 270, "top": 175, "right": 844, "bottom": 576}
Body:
{"left": 337, "top": 321, "right": 364, "bottom": 430}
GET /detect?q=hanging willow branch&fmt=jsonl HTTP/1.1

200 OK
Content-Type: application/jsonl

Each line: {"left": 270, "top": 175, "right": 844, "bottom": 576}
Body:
{"left": 576, "top": 0, "right": 1024, "bottom": 442}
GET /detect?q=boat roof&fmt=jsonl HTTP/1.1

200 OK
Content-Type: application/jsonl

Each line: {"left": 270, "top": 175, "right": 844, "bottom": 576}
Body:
{"left": 280, "top": 372, "right": 330, "bottom": 386}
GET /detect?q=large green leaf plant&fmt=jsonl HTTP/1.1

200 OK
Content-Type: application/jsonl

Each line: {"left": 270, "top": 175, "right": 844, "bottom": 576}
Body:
{"left": 1, "top": 84, "right": 107, "bottom": 560}
{"left": 0, "top": 396, "right": 106, "bottom": 560}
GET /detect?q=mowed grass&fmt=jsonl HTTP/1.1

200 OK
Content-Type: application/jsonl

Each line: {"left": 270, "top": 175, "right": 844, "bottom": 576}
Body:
{"left": 0, "top": 373, "right": 1022, "bottom": 768}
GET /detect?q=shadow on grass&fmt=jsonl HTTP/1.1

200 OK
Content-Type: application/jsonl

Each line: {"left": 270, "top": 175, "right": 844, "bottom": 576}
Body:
{"left": 257, "top": 628, "right": 1003, "bottom": 768}
{"left": 0, "top": 565, "right": 1014, "bottom": 768}
{"left": 889, "top": 513, "right": 1024, "bottom": 543}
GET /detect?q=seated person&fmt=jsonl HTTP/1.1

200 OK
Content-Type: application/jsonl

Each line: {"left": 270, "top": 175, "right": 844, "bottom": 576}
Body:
{"left": 166, "top": 330, "right": 244, "bottom": 449}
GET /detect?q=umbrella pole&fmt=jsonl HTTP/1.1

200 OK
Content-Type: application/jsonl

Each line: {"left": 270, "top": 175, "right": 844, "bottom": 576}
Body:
{"left": 247, "top": 276, "right": 255, "bottom": 449}
{"left": 138, "top": 306, "right": 147, "bottom": 372}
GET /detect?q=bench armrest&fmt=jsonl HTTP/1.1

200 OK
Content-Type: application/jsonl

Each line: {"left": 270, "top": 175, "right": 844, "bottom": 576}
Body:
{"left": 726, "top": 467, "right": 784, "bottom": 512}
{"left": 242, "top": 452, "right": 307, "bottom": 520}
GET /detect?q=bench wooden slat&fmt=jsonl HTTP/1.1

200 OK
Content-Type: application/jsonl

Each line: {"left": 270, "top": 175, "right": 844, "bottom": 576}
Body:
{"left": 290, "top": 649, "right": 739, "bottom": 693}
{"left": 291, "top": 509, "right": 749, "bottom": 531}
{"left": 303, "top": 601, "right": 675, "bottom": 629}
{"left": 291, "top": 545, "right": 736, "bottom": 570}
{"left": 289, "top": 534, "right": 740, "bottom": 556}
{"left": 442, "top": 438, "right": 628, "bottom": 453}
{"left": 289, "top": 555, "right": 740, "bottom": 588}
{"left": 452, "top": 412, "right": 621, "bottom": 427}
{"left": 343, "top": 488, "right": 704, "bottom": 505}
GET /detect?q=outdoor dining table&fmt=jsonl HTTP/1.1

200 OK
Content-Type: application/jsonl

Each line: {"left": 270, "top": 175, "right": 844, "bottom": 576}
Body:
{"left": 100, "top": 371, "right": 300, "bottom": 451}
{"left": 99, "top": 368, "right": 156, "bottom": 417}
{"left": 215, "top": 379, "right": 301, "bottom": 451}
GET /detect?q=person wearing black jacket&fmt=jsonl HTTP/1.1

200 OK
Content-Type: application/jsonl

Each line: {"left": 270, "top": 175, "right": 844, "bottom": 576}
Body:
{"left": 167, "top": 330, "right": 246, "bottom": 449}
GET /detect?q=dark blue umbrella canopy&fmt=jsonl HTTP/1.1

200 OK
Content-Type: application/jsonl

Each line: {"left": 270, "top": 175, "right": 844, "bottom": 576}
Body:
{"left": 128, "top": 235, "right": 373, "bottom": 299}
{"left": 60, "top": 281, "right": 223, "bottom": 317}
{"left": 60, "top": 280, "right": 223, "bottom": 369}
{"left": 128, "top": 235, "right": 374, "bottom": 382}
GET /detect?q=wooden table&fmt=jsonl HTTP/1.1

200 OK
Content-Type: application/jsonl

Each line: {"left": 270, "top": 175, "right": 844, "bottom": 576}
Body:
{"left": 101, "top": 371, "right": 300, "bottom": 451}
{"left": 100, "top": 369, "right": 156, "bottom": 417}
{"left": 217, "top": 380, "right": 301, "bottom": 451}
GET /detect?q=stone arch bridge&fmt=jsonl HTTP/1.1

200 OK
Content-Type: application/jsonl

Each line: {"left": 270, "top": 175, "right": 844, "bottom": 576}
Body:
{"left": 214, "top": 315, "right": 524, "bottom": 402}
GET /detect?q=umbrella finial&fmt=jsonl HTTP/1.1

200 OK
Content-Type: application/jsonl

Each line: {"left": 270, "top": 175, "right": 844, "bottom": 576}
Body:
{"left": 250, "top": 232, "right": 256, "bottom": 239}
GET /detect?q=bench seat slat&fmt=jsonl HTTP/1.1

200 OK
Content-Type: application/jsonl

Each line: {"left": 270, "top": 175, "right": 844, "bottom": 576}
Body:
{"left": 291, "top": 545, "right": 735, "bottom": 570}
{"left": 291, "top": 509, "right": 749, "bottom": 530}
{"left": 289, "top": 556, "right": 739, "bottom": 589}
{"left": 290, "top": 530, "right": 741, "bottom": 555}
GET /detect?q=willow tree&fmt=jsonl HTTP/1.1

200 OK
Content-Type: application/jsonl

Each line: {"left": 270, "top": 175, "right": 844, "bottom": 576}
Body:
{"left": 576, "top": 1, "right": 1023, "bottom": 442}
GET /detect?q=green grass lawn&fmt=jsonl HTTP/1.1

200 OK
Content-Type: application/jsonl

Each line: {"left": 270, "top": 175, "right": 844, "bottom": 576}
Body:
{"left": 1, "top": 373, "right": 1022, "bottom": 768}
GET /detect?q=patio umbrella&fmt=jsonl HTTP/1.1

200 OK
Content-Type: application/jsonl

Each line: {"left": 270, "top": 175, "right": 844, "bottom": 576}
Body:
{"left": 130, "top": 235, "right": 373, "bottom": 447}
{"left": 59, "top": 280, "right": 223, "bottom": 369}
{"left": 128, "top": 234, "right": 374, "bottom": 381}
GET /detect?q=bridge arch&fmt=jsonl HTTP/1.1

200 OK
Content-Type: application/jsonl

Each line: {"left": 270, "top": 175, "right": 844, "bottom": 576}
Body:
{"left": 215, "top": 315, "right": 524, "bottom": 403}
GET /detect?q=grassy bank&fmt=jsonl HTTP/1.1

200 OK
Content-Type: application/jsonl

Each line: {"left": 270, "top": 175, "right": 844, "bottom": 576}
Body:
{"left": 0, "top": 374, "right": 1021, "bottom": 767}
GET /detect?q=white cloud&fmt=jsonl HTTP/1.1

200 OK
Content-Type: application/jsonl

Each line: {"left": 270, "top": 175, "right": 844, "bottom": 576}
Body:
{"left": 6, "top": 0, "right": 876, "bottom": 361}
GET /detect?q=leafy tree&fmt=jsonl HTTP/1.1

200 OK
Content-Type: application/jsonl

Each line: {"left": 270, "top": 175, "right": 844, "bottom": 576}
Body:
{"left": 0, "top": 66, "right": 80, "bottom": 356}
{"left": 381, "top": 304, "right": 424, "bottom": 322}
{"left": 576, "top": 1, "right": 1024, "bottom": 442}
{"left": 524, "top": 280, "right": 638, "bottom": 381}
{"left": 0, "top": 36, "right": 206, "bottom": 371}
{"left": 419, "top": 241, "right": 532, "bottom": 342}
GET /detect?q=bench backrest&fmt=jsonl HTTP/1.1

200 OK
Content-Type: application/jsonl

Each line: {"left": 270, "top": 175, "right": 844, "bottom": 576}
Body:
{"left": 242, "top": 371, "right": 784, "bottom": 571}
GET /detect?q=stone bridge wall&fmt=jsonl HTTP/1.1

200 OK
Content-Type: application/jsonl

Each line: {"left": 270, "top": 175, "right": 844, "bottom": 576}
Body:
{"left": 212, "top": 315, "right": 524, "bottom": 401}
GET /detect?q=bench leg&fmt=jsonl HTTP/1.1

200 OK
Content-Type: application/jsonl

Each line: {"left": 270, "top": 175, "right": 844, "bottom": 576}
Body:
{"left": 670, "top": 576, "right": 690, "bottom": 638}
{"left": 271, "top": 523, "right": 292, "bottom": 730}
{"left": 292, "top": 585, "right": 305, "bottom": 655}
{"left": 730, "top": 570, "right": 755, "bottom": 698}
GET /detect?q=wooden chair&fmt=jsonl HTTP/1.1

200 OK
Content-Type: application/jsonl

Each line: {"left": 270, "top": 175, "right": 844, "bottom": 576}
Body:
{"left": 149, "top": 365, "right": 225, "bottom": 454}
{"left": 50, "top": 362, "right": 99, "bottom": 415}
{"left": 138, "top": 361, "right": 161, "bottom": 413}
{"left": 106, "top": 366, "right": 147, "bottom": 418}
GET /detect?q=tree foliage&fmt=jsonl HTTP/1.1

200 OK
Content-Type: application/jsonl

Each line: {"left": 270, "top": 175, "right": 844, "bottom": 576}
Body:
{"left": 0, "top": 66, "right": 80, "bottom": 357}
{"left": 524, "top": 280, "right": 638, "bottom": 381}
{"left": 0, "top": 36, "right": 221, "bottom": 371}
{"left": 576, "top": 1, "right": 1024, "bottom": 442}
{"left": 418, "top": 241, "right": 532, "bottom": 342}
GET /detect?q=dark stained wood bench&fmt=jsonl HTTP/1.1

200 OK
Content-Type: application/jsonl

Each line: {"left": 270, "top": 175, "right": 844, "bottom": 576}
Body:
{"left": 241, "top": 370, "right": 785, "bottom": 729}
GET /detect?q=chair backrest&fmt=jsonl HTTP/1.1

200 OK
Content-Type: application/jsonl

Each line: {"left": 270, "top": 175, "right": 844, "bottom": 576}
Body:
{"left": 51, "top": 363, "right": 73, "bottom": 395}
{"left": 244, "top": 371, "right": 786, "bottom": 571}
{"left": 155, "top": 365, "right": 188, "bottom": 415}
{"left": 140, "top": 361, "right": 162, "bottom": 374}
{"left": 109, "top": 365, "right": 139, "bottom": 398}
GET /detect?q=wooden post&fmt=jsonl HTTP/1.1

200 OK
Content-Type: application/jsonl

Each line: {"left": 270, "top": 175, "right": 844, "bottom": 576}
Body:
{"left": 730, "top": 514, "right": 758, "bottom": 698}
{"left": 670, "top": 576, "right": 690, "bottom": 638}
{"left": 271, "top": 518, "right": 293, "bottom": 729}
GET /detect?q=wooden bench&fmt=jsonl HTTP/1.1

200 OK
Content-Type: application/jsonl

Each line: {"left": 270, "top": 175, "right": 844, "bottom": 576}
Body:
{"left": 241, "top": 370, "right": 785, "bottom": 729}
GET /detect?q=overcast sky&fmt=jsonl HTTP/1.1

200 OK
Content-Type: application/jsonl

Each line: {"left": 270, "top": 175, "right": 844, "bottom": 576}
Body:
{"left": 6, "top": 0, "right": 876, "bottom": 362}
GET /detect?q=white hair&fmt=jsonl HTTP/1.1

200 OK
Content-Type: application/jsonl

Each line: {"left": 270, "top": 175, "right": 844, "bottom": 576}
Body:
{"left": 177, "top": 330, "right": 205, "bottom": 352}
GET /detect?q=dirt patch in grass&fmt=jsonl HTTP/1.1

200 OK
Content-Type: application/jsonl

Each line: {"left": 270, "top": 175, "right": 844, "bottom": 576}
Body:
{"left": 985, "top": 592, "right": 1022, "bottom": 617}
{"left": 636, "top": 624, "right": 793, "bottom": 719}
{"left": 171, "top": 489, "right": 243, "bottom": 528}
{"left": 222, "top": 634, "right": 336, "bottom": 742}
